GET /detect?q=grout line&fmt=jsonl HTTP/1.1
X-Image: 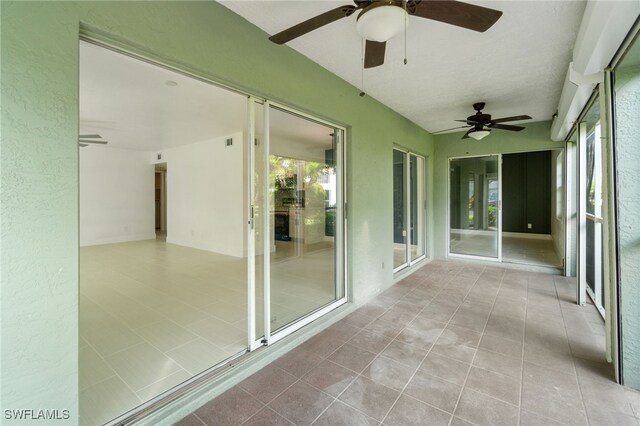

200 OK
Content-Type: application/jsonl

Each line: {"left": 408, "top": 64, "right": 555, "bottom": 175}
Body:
{"left": 447, "top": 266, "right": 508, "bottom": 426}
{"left": 306, "top": 303, "right": 410, "bottom": 425}
{"left": 192, "top": 412, "right": 208, "bottom": 425}
{"left": 378, "top": 266, "right": 484, "bottom": 426}
{"left": 306, "top": 272, "right": 438, "bottom": 425}
{"left": 517, "top": 269, "right": 531, "bottom": 426}
{"left": 556, "top": 277, "right": 592, "bottom": 425}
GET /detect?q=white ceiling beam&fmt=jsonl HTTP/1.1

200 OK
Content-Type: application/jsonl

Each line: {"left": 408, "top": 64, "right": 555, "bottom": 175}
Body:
{"left": 551, "top": 0, "right": 640, "bottom": 142}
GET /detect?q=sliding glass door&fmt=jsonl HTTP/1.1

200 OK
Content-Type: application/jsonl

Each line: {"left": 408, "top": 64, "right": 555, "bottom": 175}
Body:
{"left": 251, "top": 101, "right": 346, "bottom": 345}
{"left": 579, "top": 98, "right": 605, "bottom": 316}
{"left": 449, "top": 155, "right": 501, "bottom": 260}
{"left": 393, "top": 148, "right": 427, "bottom": 272}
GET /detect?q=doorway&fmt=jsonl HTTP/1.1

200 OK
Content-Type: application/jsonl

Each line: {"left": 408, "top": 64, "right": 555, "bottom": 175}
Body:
{"left": 448, "top": 155, "right": 501, "bottom": 260}
{"left": 448, "top": 151, "right": 563, "bottom": 269}
{"left": 155, "top": 163, "right": 167, "bottom": 240}
{"left": 393, "top": 148, "right": 427, "bottom": 272}
{"left": 500, "top": 150, "right": 563, "bottom": 269}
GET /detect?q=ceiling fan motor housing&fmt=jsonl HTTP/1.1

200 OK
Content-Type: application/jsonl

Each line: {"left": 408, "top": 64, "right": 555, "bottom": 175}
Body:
{"left": 468, "top": 113, "right": 491, "bottom": 124}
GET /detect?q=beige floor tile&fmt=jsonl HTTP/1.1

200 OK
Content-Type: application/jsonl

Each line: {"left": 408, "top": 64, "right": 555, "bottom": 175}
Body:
{"left": 185, "top": 316, "right": 247, "bottom": 347}
{"left": 80, "top": 376, "right": 142, "bottom": 425}
{"left": 136, "top": 369, "right": 192, "bottom": 402}
{"left": 199, "top": 300, "right": 247, "bottom": 324}
{"left": 80, "top": 344, "right": 116, "bottom": 390}
{"left": 166, "top": 338, "right": 232, "bottom": 375}
{"left": 105, "top": 342, "right": 183, "bottom": 391}
{"left": 133, "top": 319, "right": 199, "bottom": 352}
{"left": 80, "top": 298, "right": 144, "bottom": 357}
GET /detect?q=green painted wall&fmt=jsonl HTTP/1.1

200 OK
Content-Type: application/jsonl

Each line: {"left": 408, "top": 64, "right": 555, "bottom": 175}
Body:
{"left": 614, "top": 66, "right": 640, "bottom": 390}
{"left": 433, "top": 121, "right": 563, "bottom": 259}
{"left": 0, "top": 1, "right": 433, "bottom": 422}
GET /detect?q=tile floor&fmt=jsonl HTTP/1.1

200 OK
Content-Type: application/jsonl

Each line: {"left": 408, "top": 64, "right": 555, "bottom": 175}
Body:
{"left": 79, "top": 239, "right": 335, "bottom": 425}
{"left": 450, "top": 231, "right": 561, "bottom": 269}
{"left": 502, "top": 236, "right": 562, "bottom": 268}
{"left": 176, "top": 260, "right": 640, "bottom": 426}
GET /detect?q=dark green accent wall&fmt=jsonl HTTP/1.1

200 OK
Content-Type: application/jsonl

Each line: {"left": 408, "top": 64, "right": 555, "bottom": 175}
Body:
{"left": 502, "top": 151, "right": 551, "bottom": 234}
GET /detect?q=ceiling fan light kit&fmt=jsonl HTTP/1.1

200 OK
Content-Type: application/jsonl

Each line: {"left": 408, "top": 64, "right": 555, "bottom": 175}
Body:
{"left": 468, "top": 129, "right": 490, "bottom": 140}
{"left": 268, "top": 0, "right": 503, "bottom": 69}
{"left": 356, "top": 3, "right": 408, "bottom": 43}
{"left": 453, "top": 102, "right": 532, "bottom": 140}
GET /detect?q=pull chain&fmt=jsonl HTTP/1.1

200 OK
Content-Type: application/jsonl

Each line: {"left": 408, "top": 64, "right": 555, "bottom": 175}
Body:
{"left": 403, "top": 0, "right": 408, "bottom": 65}
{"left": 360, "top": 37, "right": 366, "bottom": 96}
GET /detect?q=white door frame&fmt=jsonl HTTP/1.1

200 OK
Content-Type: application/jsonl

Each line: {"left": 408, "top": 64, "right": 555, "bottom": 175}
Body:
{"left": 256, "top": 101, "right": 348, "bottom": 347}
{"left": 447, "top": 153, "right": 502, "bottom": 263}
{"left": 392, "top": 147, "right": 428, "bottom": 274}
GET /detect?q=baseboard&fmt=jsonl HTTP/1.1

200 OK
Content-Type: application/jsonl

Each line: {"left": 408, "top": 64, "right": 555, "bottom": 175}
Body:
{"left": 80, "top": 232, "right": 157, "bottom": 247}
{"left": 502, "top": 232, "right": 552, "bottom": 240}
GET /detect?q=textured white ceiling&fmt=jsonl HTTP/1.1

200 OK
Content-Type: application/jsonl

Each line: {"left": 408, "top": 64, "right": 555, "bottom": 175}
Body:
{"left": 80, "top": 41, "right": 247, "bottom": 151}
{"left": 80, "top": 41, "right": 334, "bottom": 152}
{"left": 222, "top": 0, "right": 586, "bottom": 133}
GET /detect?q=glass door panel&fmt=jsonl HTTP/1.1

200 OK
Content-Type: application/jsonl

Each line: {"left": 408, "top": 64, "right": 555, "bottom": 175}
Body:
{"left": 582, "top": 99, "right": 604, "bottom": 315}
{"left": 393, "top": 149, "right": 407, "bottom": 269}
{"left": 410, "top": 154, "right": 426, "bottom": 261}
{"left": 251, "top": 100, "right": 266, "bottom": 345}
{"left": 449, "top": 156, "right": 500, "bottom": 259}
{"left": 268, "top": 106, "right": 341, "bottom": 333}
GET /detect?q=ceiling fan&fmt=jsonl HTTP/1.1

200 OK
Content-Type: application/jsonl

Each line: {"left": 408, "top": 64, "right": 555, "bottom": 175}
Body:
{"left": 78, "top": 134, "right": 108, "bottom": 147}
{"left": 269, "top": 0, "right": 503, "bottom": 69}
{"left": 436, "top": 102, "right": 532, "bottom": 140}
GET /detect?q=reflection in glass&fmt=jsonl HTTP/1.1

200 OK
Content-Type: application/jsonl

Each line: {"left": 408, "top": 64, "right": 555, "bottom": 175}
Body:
{"left": 449, "top": 156, "right": 499, "bottom": 258}
{"left": 268, "top": 107, "right": 340, "bottom": 332}
{"left": 393, "top": 150, "right": 407, "bottom": 268}
{"left": 586, "top": 130, "right": 597, "bottom": 216}
{"left": 410, "top": 155, "right": 425, "bottom": 261}
{"left": 583, "top": 100, "right": 604, "bottom": 312}
{"left": 253, "top": 102, "right": 265, "bottom": 341}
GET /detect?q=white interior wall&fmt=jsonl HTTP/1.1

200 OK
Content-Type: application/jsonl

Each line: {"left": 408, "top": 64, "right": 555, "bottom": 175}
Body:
{"left": 551, "top": 149, "right": 566, "bottom": 263}
{"left": 80, "top": 145, "right": 156, "bottom": 246}
{"left": 158, "top": 132, "right": 246, "bottom": 258}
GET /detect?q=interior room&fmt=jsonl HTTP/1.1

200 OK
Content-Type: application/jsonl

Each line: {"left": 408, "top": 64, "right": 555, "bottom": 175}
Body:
{"left": 79, "top": 41, "right": 250, "bottom": 424}
{"left": 501, "top": 150, "right": 564, "bottom": 269}
{"left": 2, "top": 1, "right": 640, "bottom": 425}
{"left": 79, "top": 42, "right": 343, "bottom": 424}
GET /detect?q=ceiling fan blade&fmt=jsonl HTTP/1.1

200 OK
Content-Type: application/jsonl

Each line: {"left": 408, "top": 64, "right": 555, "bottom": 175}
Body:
{"left": 78, "top": 134, "right": 102, "bottom": 139}
{"left": 78, "top": 139, "right": 108, "bottom": 144}
{"left": 489, "top": 123, "right": 525, "bottom": 131}
{"left": 409, "top": 0, "right": 503, "bottom": 32}
{"left": 269, "top": 5, "right": 356, "bottom": 44}
{"left": 490, "top": 115, "right": 532, "bottom": 124}
{"left": 364, "top": 40, "right": 386, "bottom": 69}
{"left": 462, "top": 129, "right": 473, "bottom": 139}
{"left": 456, "top": 118, "right": 482, "bottom": 124}
{"left": 433, "top": 125, "right": 471, "bottom": 134}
